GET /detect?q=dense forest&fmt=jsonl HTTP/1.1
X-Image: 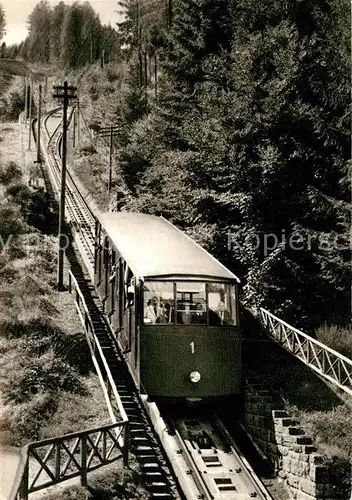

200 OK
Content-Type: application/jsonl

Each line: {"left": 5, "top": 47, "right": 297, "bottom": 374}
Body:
{"left": 2, "top": 0, "right": 351, "bottom": 333}
{"left": 1, "top": 0, "right": 120, "bottom": 66}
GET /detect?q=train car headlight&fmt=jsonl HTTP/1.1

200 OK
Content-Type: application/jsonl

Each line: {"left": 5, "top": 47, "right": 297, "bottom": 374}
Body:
{"left": 189, "top": 371, "right": 201, "bottom": 383}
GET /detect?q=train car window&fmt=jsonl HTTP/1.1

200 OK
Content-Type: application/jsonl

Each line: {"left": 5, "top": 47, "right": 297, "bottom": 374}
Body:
{"left": 176, "top": 282, "right": 206, "bottom": 325}
{"left": 143, "top": 281, "right": 174, "bottom": 324}
{"left": 207, "top": 283, "right": 237, "bottom": 326}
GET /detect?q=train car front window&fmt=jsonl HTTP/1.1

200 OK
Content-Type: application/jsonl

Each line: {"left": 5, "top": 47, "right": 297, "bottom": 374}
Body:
{"left": 176, "top": 282, "right": 206, "bottom": 325}
{"left": 144, "top": 282, "right": 174, "bottom": 324}
{"left": 208, "top": 283, "right": 237, "bottom": 326}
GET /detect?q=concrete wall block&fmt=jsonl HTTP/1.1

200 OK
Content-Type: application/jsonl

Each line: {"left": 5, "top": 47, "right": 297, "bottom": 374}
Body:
{"left": 274, "top": 417, "right": 297, "bottom": 427}
{"left": 277, "top": 444, "right": 289, "bottom": 456}
{"left": 287, "top": 472, "right": 300, "bottom": 488}
{"left": 282, "top": 456, "right": 292, "bottom": 472}
{"left": 278, "top": 469, "right": 288, "bottom": 480}
{"left": 291, "top": 444, "right": 304, "bottom": 454}
{"left": 272, "top": 410, "right": 289, "bottom": 418}
{"left": 283, "top": 433, "right": 303, "bottom": 445}
{"left": 289, "top": 457, "right": 310, "bottom": 477}
{"left": 276, "top": 433, "right": 285, "bottom": 446}
{"left": 288, "top": 449, "right": 299, "bottom": 459}
{"left": 299, "top": 477, "right": 317, "bottom": 496}
{"left": 295, "top": 436, "right": 313, "bottom": 445}
{"left": 309, "top": 454, "right": 324, "bottom": 465}
{"left": 287, "top": 426, "right": 306, "bottom": 436}
{"left": 291, "top": 488, "right": 316, "bottom": 500}
{"left": 288, "top": 450, "right": 309, "bottom": 465}
{"left": 304, "top": 445, "right": 317, "bottom": 454}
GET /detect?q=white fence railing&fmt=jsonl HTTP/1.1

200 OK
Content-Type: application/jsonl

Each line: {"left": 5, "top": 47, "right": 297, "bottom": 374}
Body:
{"left": 260, "top": 308, "right": 352, "bottom": 396}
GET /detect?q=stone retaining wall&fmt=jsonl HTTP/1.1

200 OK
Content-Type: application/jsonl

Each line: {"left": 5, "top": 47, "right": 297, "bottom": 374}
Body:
{"left": 244, "top": 380, "right": 347, "bottom": 499}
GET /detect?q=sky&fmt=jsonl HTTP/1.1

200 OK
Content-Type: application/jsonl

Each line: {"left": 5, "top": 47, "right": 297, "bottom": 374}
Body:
{"left": 1, "top": 0, "right": 124, "bottom": 45}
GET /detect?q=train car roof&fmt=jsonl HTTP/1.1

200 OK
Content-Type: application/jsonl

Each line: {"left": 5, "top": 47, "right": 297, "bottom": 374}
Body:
{"left": 98, "top": 212, "right": 240, "bottom": 283}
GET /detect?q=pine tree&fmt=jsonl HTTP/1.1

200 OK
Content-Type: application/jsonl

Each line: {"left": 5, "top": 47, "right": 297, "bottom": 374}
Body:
{"left": 0, "top": 4, "right": 5, "bottom": 42}
{"left": 27, "top": 0, "right": 52, "bottom": 64}
{"left": 222, "top": 0, "right": 351, "bottom": 329}
{"left": 51, "top": 1, "right": 69, "bottom": 61}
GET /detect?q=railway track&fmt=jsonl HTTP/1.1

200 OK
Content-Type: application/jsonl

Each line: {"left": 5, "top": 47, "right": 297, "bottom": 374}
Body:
{"left": 40, "top": 108, "right": 273, "bottom": 500}
{"left": 170, "top": 416, "right": 271, "bottom": 499}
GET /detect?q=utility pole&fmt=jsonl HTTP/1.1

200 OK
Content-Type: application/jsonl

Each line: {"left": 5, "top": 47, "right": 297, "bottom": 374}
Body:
{"left": 44, "top": 74, "right": 48, "bottom": 113}
{"left": 75, "top": 98, "right": 81, "bottom": 147}
{"left": 28, "top": 78, "right": 33, "bottom": 150}
{"left": 36, "top": 84, "right": 42, "bottom": 163}
{"left": 24, "top": 78, "right": 28, "bottom": 127}
{"left": 96, "top": 125, "right": 120, "bottom": 195}
{"left": 53, "top": 81, "right": 77, "bottom": 291}
{"left": 72, "top": 105, "right": 76, "bottom": 149}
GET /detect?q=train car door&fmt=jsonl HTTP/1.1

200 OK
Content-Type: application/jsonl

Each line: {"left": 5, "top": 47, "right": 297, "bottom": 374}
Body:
{"left": 111, "top": 257, "right": 123, "bottom": 337}
{"left": 97, "top": 236, "right": 109, "bottom": 309}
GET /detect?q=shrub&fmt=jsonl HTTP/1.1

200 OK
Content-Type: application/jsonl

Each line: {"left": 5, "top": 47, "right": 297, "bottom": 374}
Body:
{"left": 0, "top": 161, "right": 22, "bottom": 185}
{"left": 1, "top": 392, "right": 58, "bottom": 444}
{"left": 0, "top": 204, "right": 24, "bottom": 242}
{"left": 0, "top": 264, "right": 18, "bottom": 283}
{"left": 5, "top": 354, "right": 87, "bottom": 404}
{"left": 5, "top": 182, "right": 32, "bottom": 205}
{"left": 315, "top": 324, "right": 352, "bottom": 359}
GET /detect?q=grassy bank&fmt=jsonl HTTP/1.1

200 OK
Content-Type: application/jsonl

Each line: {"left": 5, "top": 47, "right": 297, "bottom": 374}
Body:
{"left": 0, "top": 122, "right": 110, "bottom": 445}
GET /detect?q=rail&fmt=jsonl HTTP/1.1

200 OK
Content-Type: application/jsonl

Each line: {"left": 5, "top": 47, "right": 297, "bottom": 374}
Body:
{"left": 11, "top": 421, "right": 127, "bottom": 500}
{"left": 260, "top": 308, "right": 352, "bottom": 396}
{"left": 42, "top": 109, "right": 96, "bottom": 272}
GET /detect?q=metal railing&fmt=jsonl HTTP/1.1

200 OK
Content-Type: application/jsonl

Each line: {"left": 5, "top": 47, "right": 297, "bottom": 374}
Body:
{"left": 68, "top": 270, "right": 128, "bottom": 426}
{"left": 260, "top": 308, "right": 352, "bottom": 396}
{"left": 9, "top": 271, "right": 130, "bottom": 500}
{"left": 12, "top": 421, "right": 127, "bottom": 500}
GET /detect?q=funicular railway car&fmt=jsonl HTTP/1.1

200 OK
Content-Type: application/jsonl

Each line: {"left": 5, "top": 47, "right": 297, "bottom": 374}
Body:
{"left": 94, "top": 212, "right": 241, "bottom": 401}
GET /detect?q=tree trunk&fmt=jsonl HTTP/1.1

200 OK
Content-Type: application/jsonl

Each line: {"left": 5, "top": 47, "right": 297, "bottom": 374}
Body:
{"left": 154, "top": 51, "right": 158, "bottom": 97}
{"left": 144, "top": 51, "right": 148, "bottom": 87}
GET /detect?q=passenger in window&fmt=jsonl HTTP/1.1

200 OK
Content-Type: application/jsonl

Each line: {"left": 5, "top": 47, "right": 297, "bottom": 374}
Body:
{"left": 145, "top": 296, "right": 158, "bottom": 324}
{"left": 192, "top": 303, "right": 206, "bottom": 324}
{"left": 109, "top": 265, "right": 116, "bottom": 283}
{"left": 181, "top": 303, "right": 192, "bottom": 324}
{"left": 217, "top": 301, "right": 234, "bottom": 325}
{"left": 156, "top": 302, "right": 170, "bottom": 324}
{"left": 126, "top": 276, "right": 135, "bottom": 307}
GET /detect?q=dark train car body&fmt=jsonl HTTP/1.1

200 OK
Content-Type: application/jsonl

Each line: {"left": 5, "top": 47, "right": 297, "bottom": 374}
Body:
{"left": 94, "top": 212, "right": 241, "bottom": 401}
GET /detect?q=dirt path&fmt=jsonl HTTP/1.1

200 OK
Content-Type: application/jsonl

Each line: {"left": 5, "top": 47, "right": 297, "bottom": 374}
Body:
{"left": 0, "top": 446, "right": 22, "bottom": 500}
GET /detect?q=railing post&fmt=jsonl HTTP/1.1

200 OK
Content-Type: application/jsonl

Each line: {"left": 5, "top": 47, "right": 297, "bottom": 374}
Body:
{"left": 55, "top": 441, "right": 61, "bottom": 480}
{"left": 68, "top": 272, "right": 72, "bottom": 293}
{"left": 102, "top": 429, "right": 107, "bottom": 461}
{"left": 122, "top": 422, "right": 129, "bottom": 467}
{"left": 19, "top": 459, "right": 29, "bottom": 500}
{"left": 107, "top": 378, "right": 112, "bottom": 401}
{"left": 80, "top": 435, "right": 87, "bottom": 486}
